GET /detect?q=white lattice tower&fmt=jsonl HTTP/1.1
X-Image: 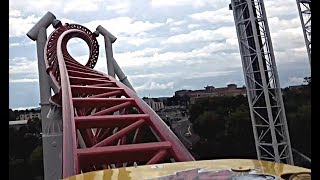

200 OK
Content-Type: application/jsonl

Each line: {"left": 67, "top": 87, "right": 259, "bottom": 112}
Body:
{"left": 296, "top": 0, "right": 311, "bottom": 66}
{"left": 230, "top": 0, "right": 294, "bottom": 164}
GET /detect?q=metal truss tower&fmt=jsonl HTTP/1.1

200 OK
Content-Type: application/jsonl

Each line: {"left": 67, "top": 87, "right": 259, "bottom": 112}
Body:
{"left": 296, "top": 0, "right": 311, "bottom": 66}
{"left": 230, "top": 0, "right": 294, "bottom": 164}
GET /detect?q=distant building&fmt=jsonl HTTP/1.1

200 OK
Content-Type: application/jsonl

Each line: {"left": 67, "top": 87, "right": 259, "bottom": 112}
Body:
{"left": 175, "top": 84, "right": 247, "bottom": 104}
{"left": 175, "top": 90, "right": 192, "bottom": 97}
{"left": 15, "top": 109, "right": 41, "bottom": 121}
{"left": 142, "top": 98, "right": 165, "bottom": 111}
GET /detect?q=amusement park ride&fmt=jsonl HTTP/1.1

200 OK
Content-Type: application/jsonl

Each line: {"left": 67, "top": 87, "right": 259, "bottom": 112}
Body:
{"left": 26, "top": 0, "right": 311, "bottom": 179}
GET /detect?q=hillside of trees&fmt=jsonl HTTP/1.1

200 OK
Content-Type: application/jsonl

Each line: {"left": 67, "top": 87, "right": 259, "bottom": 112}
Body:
{"left": 188, "top": 79, "right": 311, "bottom": 168}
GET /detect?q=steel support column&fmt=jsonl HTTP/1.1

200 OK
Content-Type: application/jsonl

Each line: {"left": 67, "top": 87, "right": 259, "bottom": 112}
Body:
{"left": 230, "top": 0, "right": 293, "bottom": 164}
{"left": 296, "top": 0, "right": 311, "bottom": 67}
{"left": 27, "top": 12, "right": 63, "bottom": 180}
{"left": 96, "top": 25, "right": 136, "bottom": 92}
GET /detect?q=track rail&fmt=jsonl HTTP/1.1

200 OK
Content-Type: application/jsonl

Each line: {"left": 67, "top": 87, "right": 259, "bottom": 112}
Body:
{"left": 44, "top": 24, "right": 194, "bottom": 178}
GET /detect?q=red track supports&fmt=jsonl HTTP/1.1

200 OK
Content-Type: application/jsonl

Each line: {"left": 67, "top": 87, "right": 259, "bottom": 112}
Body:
{"left": 77, "top": 142, "right": 172, "bottom": 167}
{"left": 147, "top": 149, "right": 168, "bottom": 165}
{"left": 75, "top": 114, "right": 149, "bottom": 128}
{"left": 43, "top": 23, "right": 194, "bottom": 178}
{"left": 93, "top": 119, "right": 145, "bottom": 147}
{"left": 89, "top": 90, "right": 123, "bottom": 98}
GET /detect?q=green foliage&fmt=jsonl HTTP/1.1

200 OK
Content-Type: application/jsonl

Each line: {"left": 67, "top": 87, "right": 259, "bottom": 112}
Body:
{"left": 189, "top": 95, "right": 248, "bottom": 124}
{"left": 29, "top": 145, "right": 43, "bottom": 161}
{"left": 9, "top": 109, "right": 16, "bottom": 121}
{"left": 190, "top": 86, "right": 310, "bottom": 166}
{"left": 9, "top": 116, "right": 43, "bottom": 180}
{"left": 193, "top": 111, "right": 224, "bottom": 139}
{"left": 190, "top": 95, "right": 256, "bottom": 159}
{"left": 28, "top": 117, "right": 42, "bottom": 134}
{"left": 283, "top": 86, "right": 311, "bottom": 158}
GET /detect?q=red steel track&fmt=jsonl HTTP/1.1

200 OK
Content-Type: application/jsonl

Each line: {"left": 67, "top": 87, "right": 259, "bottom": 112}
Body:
{"left": 44, "top": 24, "right": 194, "bottom": 178}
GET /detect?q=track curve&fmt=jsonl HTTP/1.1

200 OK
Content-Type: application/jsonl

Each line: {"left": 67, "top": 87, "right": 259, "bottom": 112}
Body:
{"left": 44, "top": 23, "right": 194, "bottom": 178}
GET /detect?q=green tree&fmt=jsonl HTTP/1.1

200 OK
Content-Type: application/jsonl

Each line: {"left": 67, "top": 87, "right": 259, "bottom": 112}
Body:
{"left": 9, "top": 109, "right": 16, "bottom": 121}
{"left": 190, "top": 95, "right": 256, "bottom": 160}
{"left": 193, "top": 111, "right": 225, "bottom": 139}
{"left": 189, "top": 86, "right": 310, "bottom": 167}
{"left": 28, "top": 145, "right": 44, "bottom": 179}
{"left": 28, "top": 117, "right": 42, "bottom": 134}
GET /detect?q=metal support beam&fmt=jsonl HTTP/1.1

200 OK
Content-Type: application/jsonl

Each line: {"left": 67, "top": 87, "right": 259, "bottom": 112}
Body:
{"left": 96, "top": 25, "right": 136, "bottom": 92}
{"left": 27, "top": 12, "right": 63, "bottom": 180}
{"left": 296, "top": 0, "right": 311, "bottom": 67}
{"left": 230, "top": 0, "right": 293, "bottom": 165}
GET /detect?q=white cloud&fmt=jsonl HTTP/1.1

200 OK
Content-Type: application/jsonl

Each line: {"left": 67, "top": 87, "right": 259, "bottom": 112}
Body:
{"left": 60, "top": 18, "right": 78, "bottom": 24}
{"left": 9, "top": 57, "right": 38, "bottom": 75}
{"left": 264, "top": 0, "right": 299, "bottom": 18}
{"left": 194, "top": 41, "right": 237, "bottom": 54}
{"left": 166, "top": 18, "right": 174, "bottom": 24}
{"left": 84, "top": 17, "right": 164, "bottom": 36}
{"left": 268, "top": 17, "right": 301, "bottom": 33}
{"left": 288, "top": 77, "right": 304, "bottom": 85}
{"left": 9, "top": 14, "right": 40, "bottom": 37}
{"left": 271, "top": 27, "right": 305, "bottom": 51}
{"left": 151, "top": 0, "right": 194, "bottom": 7}
{"left": 151, "top": 0, "right": 222, "bottom": 8}
{"left": 9, "top": 9, "right": 21, "bottom": 17}
{"left": 10, "top": 0, "right": 57, "bottom": 15}
{"left": 163, "top": 26, "right": 236, "bottom": 44}
{"left": 10, "top": 0, "right": 104, "bottom": 15}
{"left": 136, "top": 81, "right": 174, "bottom": 92}
{"left": 114, "top": 48, "right": 210, "bottom": 68}
{"left": 126, "top": 37, "right": 152, "bottom": 46}
{"left": 9, "top": 41, "right": 35, "bottom": 47}
{"left": 165, "top": 19, "right": 187, "bottom": 32}
{"left": 10, "top": 78, "right": 39, "bottom": 83}
{"left": 169, "top": 27, "right": 182, "bottom": 32}
{"left": 106, "top": 1, "right": 131, "bottom": 14}
{"left": 189, "top": 7, "right": 233, "bottom": 24}
{"left": 63, "top": 0, "right": 102, "bottom": 13}
{"left": 12, "top": 106, "right": 40, "bottom": 111}
{"left": 184, "top": 71, "right": 236, "bottom": 80}
{"left": 130, "top": 73, "right": 175, "bottom": 80}
{"left": 171, "top": 20, "right": 186, "bottom": 26}
{"left": 274, "top": 47, "right": 308, "bottom": 64}
{"left": 116, "top": 48, "right": 161, "bottom": 58}
{"left": 188, "top": 24, "right": 201, "bottom": 29}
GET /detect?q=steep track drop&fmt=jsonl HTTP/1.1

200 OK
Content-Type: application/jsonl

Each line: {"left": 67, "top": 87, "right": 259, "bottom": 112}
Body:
{"left": 43, "top": 23, "right": 194, "bottom": 178}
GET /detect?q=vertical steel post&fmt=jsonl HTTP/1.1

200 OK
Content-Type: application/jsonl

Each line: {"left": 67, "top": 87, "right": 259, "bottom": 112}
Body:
{"left": 27, "top": 12, "right": 63, "bottom": 180}
{"left": 96, "top": 26, "right": 116, "bottom": 77}
{"left": 230, "top": 0, "right": 293, "bottom": 164}
{"left": 96, "top": 25, "right": 136, "bottom": 92}
{"left": 296, "top": 0, "right": 311, "bottom": 67}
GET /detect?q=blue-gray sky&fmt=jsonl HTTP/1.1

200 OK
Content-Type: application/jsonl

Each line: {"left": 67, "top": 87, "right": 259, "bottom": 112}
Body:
{"left": 9, "top": 0, "right": 310, "bottom": 110}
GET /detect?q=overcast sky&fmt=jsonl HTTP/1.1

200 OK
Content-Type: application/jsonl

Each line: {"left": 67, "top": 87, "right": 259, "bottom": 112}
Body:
{"left": 9, "top": 0, "right": 310, "bottom": 110}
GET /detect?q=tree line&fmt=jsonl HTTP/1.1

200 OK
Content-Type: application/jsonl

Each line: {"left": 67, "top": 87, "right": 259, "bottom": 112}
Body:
{"left": 9, "top": 115, "right": 43, "bottom": 179}
{"left": 187, "top": 78, "right": 311, "bottom": 168}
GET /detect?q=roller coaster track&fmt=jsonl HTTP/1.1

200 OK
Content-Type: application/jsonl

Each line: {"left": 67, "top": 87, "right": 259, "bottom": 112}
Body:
{"left": 44, "top": 23, "right": 194, "bottom": 178}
